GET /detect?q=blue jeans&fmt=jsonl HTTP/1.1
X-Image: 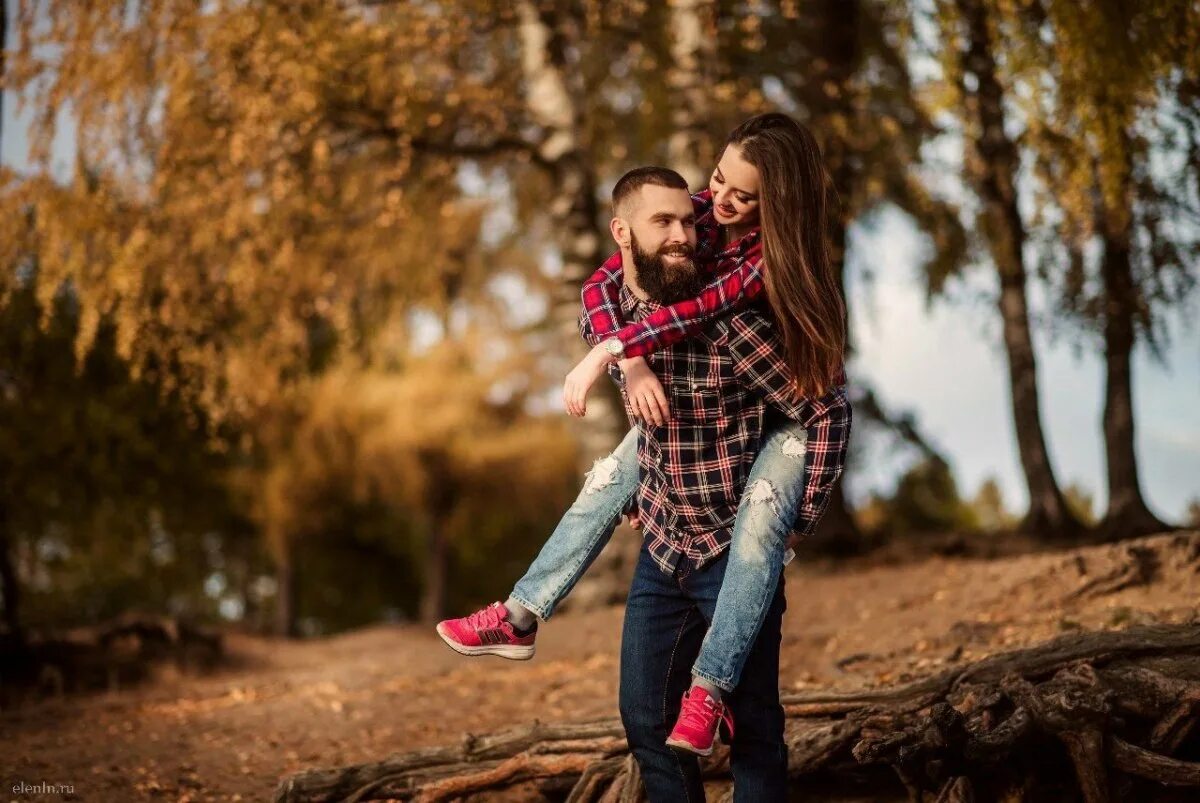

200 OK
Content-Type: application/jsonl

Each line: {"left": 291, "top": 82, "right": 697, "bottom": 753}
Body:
{"left": 620, "top": 543, "right": 788, "bottom": 802}
{"left": 509, "top": 427, "right": 641, "bottom": 620}
{"left": 510, "top": 420, "right": 808, "bottom": 693}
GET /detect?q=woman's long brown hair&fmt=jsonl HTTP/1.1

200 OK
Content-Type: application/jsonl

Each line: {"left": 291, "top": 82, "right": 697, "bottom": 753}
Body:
{"left": 728, "top": 113, "right": 846, "bottom": 399}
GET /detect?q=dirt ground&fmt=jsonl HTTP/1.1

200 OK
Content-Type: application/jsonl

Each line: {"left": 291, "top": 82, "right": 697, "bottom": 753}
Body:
{"left": 3, "top": 531, "right": 1198, "bottom": 802}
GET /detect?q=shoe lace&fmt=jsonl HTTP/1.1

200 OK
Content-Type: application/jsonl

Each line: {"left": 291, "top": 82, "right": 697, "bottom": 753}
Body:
{"left": 466, "top": 603, "right": 504, "bottom": 631}
{"left": 678, "top": 690, "right": 723, "bottom": 731}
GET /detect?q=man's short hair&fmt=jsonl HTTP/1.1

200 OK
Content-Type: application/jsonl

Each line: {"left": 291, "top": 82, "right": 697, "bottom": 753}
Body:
{"left": 611, "top": 166, "right": 689, "bottom": 216}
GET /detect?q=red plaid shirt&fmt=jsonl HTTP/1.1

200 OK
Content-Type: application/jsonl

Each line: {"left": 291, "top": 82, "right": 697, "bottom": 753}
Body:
{"left": 583, "top": 285, "right": 852, "bottom": 576}
{"left": 580, "top": 190, "right": 765, "bottom": 357}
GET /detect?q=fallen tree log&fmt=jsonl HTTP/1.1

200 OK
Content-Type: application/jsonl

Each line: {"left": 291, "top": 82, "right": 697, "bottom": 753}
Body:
{"left": 0, "top": 613, "right": 223, "bottom": 706}
{"left": 275, "top": 622, "right": 1200, "bottom": 802}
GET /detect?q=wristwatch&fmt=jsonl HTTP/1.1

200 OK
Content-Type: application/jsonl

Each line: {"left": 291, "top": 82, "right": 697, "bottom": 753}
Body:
{"left": 601, "top": 338, "right": 624, "bottom": 360}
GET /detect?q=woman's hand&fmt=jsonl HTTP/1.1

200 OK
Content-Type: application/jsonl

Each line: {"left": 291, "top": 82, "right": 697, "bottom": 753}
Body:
{"left": 563, "top": 344, "right": 614, "bottom": 417}
{"left": 620, "top": 357, "right": 670, "bottom": 426}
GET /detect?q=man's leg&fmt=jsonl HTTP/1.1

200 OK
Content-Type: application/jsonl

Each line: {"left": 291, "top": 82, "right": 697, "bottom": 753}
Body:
{"left": 620, "top": 546, "right": 707, "bottom": 802}
{"left": 723, "top": 577, "right": 787, "bottom": 802}
{"left": 691, "top": 421, "right": 806, "bottom": 692}
{"left": 687, "top": 554, "right": 788, "bottom": 802}
{"left": 507, "top": 426, "right": 639, "bottom": 621}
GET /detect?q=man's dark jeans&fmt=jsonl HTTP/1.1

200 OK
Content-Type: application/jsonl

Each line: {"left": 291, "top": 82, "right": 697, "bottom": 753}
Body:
{"left": 619, "top": 543, "right": 788, "bottom": 802}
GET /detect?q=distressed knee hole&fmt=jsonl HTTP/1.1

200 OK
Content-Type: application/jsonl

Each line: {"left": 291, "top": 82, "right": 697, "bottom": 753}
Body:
{"left": 745, "top": 478, "right": 784, "bottom": 520}
{"left": 583, "top": 453, "right": 621, "bottom": 495}
{"left": 740, "top": 479, "right": 782, "bottom": 554}
{"left": 746, "top": 478, "right": 779, "bottom": 508}
{"left": 781, "top": 434, "right": 807, "bottom": 459}
{"left": 737, "top": 480, "right": 789, "bottom": 563}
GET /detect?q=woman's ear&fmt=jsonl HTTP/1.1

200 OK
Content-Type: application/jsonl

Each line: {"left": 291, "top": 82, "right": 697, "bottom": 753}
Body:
{"left": 610, "top": 217, "right": 631, "bottom": 249}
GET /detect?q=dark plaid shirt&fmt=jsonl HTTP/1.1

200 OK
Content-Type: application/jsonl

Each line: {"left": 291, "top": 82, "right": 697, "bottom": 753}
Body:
{"left": 580, "top": 189, "right": 765, "bottom": 359}
{"left": 582, "top": 285, "right": 852, "bottom": 576}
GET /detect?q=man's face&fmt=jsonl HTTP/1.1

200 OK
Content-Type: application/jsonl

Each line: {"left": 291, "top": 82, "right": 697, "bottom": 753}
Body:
{"left": 624, "top": 185, "right": 701, "bottom": 304}
{"left": 631, "top": 230, "right": 704, "bottom": 304}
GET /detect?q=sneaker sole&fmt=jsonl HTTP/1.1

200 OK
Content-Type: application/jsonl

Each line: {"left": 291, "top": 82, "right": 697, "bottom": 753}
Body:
{"left": 665, "top": 736, "right": 714, "bottom": 756}
{"left": 436, "top": 624, "right": 535, "bottom": 661}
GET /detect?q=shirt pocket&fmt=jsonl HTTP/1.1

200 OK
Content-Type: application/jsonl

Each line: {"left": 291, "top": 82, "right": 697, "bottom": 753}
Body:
{"left": 669, "top": 375, "right": 724, "bottom": 423}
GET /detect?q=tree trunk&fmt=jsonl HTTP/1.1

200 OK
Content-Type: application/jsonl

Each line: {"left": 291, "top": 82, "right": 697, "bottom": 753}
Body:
{"left": 1, "top": 0, "right": 7, "bottom": 147}
{"left": 0, "top": 508, "right": 22, "bottom": 639}
{"left": 956, "top": 0, "right": 1081, "bottom": 539}
{"left": 515, "top": 1, "right": 634, "bottom": 611}
{"left": 666, "top": 0, "right": 716, "bottom": 190}
{"left": 418, "top": 521, "right": 449, "bottom": 626}
{"left": 274, "top": 542, "right": 298, "bottom": 638}
{"left": 0, "top": 0, "right": 10, "bottom": 636}
{"left": 1094, "top": 142, "right": 1169, "bottom": 542}
{"left": 806, "top": 0, "right": 867, "bottom": 553}
{"left": 516, "top": 0, "right": 620, "bottom": 464}
{"left": 808, "top": 483, "right": 868, "bottom": 555}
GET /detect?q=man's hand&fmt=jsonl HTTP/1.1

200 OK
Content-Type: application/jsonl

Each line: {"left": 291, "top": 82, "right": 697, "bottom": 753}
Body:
{"left": 786, "top": 532, "right": 803, "bottom": 551}
{"left": 624, "top": 511, "right": 642, "bottom": 530}
{"left": 620, "top": 357, "right": 670, "bottom": 426}
{"left": 564, "top": 344, "right": 614, "bottom": 417}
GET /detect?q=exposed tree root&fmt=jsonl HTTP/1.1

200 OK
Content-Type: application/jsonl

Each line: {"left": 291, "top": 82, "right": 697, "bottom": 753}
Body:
{"left": 276, "top": 622, "right": 1200, "bottom": 802}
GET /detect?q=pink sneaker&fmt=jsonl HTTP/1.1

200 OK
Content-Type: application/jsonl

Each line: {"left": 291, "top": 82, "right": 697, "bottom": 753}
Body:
{"left": 436, "top": 602, "right": 537, "bottom": 660}
{"left": 665, "top": 686, "right": 734, "bottom": 756}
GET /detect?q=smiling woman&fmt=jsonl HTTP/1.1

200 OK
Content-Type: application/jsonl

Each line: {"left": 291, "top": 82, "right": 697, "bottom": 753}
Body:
{"left": 721, "top": 113, "right": 847, "bottom": 401}
{"left": 710, "top": 146, "right": 761, "bottom": 236}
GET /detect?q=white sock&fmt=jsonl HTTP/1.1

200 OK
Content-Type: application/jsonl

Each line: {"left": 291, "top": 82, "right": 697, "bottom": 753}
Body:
{"left": 503, "top": 598, "right": 537, "bottom": 631}
{"left": 691, "top": 676, "right": 723, "bottom": 703}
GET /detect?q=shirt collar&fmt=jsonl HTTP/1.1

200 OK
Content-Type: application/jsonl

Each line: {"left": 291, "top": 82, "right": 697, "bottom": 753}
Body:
{"left": 619, "top": 280, "right": 660, "bottom": 320}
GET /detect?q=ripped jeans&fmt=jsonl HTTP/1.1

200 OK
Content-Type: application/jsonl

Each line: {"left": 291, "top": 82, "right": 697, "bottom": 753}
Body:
{"left": 509, "top": 419, "right": 809, "bottom": 693}
{"left": 509, "top": 427, "right": 640, "bottom": 621}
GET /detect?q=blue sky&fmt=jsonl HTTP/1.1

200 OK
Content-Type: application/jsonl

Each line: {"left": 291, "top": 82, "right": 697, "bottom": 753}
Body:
{"left": 4, "top": 31, "right": 1197, "bottom": 523}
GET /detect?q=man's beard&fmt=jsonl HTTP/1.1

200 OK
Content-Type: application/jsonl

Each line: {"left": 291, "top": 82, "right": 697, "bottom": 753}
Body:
{"left": 631, "top": 233, "right": 702, "bottom": 304}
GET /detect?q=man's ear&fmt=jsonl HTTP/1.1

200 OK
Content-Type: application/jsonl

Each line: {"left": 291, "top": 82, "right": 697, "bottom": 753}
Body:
{"left": 610, "top": 216, "right": 632, "bottom": 249}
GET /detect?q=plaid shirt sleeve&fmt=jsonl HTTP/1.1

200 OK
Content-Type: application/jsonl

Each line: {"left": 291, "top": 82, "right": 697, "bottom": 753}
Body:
{"left": 788, "top": 390, "right": 851, "bottom": 542}
{"left": 578, "top": 307, "right": 598, "bottom": 347}
{"left": 579, "top": 291, "right": 638, "bottom": 424}
{"left": 612, "top": 253, "right": 766, "bottom": 359}
{"left": 579, "top": 250, "right": 626, "bottom": 347}
{"left": 727, "top": 310, "right": 852, "bottom": 543}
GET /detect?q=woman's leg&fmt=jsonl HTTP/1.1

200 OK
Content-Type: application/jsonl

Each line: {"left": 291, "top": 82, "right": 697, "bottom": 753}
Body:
{"left": 508, "top": 426, "right": 639, "bottom": 621}
{"left": 690, "top": 420, "right": 808, "bottom": 693}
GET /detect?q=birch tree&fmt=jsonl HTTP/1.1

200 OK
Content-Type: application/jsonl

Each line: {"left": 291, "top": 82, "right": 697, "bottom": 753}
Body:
{"left": 666, "top": 0, "right": 717, "bottom": 188}
{"left": 928, "top": 0, "right": 1083, "bottom": 537}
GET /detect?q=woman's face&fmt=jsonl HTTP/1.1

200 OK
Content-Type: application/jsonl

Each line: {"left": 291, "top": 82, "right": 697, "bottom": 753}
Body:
{"left": 709, "top": 143, "right": 761, "bottom": 229}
